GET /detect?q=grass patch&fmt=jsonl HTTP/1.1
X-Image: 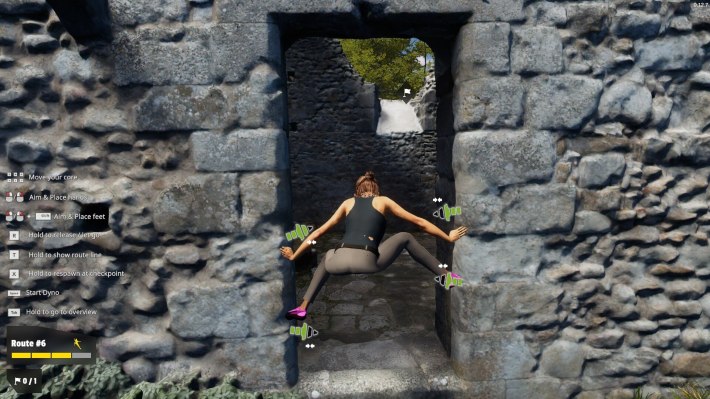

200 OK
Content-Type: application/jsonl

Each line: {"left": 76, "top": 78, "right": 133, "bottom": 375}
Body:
{"left": 634, "top": 384, "right": 710, "bottom": 399}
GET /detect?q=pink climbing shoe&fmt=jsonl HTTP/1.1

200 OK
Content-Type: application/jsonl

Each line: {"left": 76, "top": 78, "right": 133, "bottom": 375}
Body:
{"left": 285, "top": 306, "right": 307, "bottom": 320}
{"left": 435, "top": 272, "right": 463, "bottom": 290}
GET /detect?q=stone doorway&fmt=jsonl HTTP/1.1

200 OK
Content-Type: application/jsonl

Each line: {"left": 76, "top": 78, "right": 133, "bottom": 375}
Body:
{"left": 282, "top": 31, "right": 462, "bottom": 395}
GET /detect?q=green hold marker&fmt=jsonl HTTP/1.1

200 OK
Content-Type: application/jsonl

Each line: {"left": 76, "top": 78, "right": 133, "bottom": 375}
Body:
{"left": 289, "top": 322, "right": 318, "bottom": 341}
{"left": 435, "top": 273, "right": 463, "bottom": 288}
{"left": 433, "top": 203, "right": 462, "bottom": 222}
{"left": 286, "top": 224, "right": 314, "bottom": 242}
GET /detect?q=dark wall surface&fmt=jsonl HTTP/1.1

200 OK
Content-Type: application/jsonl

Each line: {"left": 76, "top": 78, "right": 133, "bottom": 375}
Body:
{"left": 286, "top": 37, "right": 438, "bottom": 232}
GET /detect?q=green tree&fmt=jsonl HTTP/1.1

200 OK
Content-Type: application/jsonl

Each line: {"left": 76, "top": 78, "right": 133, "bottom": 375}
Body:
{"left": 340, "top": 38, "right": 432, "bottom": 100}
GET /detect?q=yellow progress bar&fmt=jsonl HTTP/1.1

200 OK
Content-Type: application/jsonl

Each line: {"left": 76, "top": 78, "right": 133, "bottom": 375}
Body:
{"left": 11, "top": 353, "right": 30, "bottom": 359}
{"left": 52, "top": 353, "right": 71, "bottom": 359}
{"left": 31, "top": 353, "right": 51, "bottom": 358}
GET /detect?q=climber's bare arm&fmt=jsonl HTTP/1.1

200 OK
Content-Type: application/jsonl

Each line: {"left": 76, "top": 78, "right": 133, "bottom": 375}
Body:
{"left": 382, "top": 196, "right": 467, "bottom": 242}
{"left": 280, "top": 200, "right": 350, "bottom": 261}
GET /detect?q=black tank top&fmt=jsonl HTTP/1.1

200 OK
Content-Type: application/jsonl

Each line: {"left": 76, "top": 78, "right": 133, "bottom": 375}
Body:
{"left": 341, "top": 197, "right": 387, "bottom": 247}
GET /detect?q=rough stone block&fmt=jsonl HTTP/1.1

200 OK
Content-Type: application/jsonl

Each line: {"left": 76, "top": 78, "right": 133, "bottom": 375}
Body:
{"left": 127, "top": 282, "right": 165, "bottom": 314}
{"left": 7, "top": 137, "right": 51, "bottom": 163}
{"left": 540, "top": 341, "right": 586, "bottom": 378}
{"left": 212, "top": 23, "right": 281, "bottom": 83}
{"left": 566, "top": 2, "right": 614, "bottom": 35}
{"left": 190, "top": 129, "right": 288, "bottom": 172}
{"left": 457, "top": 184, "right": 576, "bottom": 235}
{"left": 672, "top": 90, "right": 710, "bottom": 131}
{"left": 229, "top": 63, "right": 285, "bottom": 129}
{"left": 0, "top": 109, "right": 40, "bottom": 129}
{"left": 662, "top": 130, "right": 710, "bottom": 166}
{"left": 678, "top": 241, "right": 710, "bottom": 272}
{"left": 690, "top": 6, "right": 710, "bottom": 27}
{"left": 453, "top": 130, "right": 556, "bottom": 193}
{"left": 165, "top": 244, "right": 200, "bottom": 265}
{"left": 578, "top": 187, "right": 622, "bottom": 211}
{"left": 525, "top": 2, "right": 567, "bottom": 26}
{"left": 526, "top": 75, "right": 602, "bottom": 130}
{"left": 638, "top": 246, "right": 679, "bottom": 264}
{"left": 0, "top": 0, "right": 47, "bottom": 14}
{"left": 660, "top": 352, "right": 710, "bottom": 377}
{"left": 587, "top": 329, "right": 625, "bottom": 349}
{"left": 113, "top": 27, "right": 213, "bottom": 86}
{"left": 152, "top": 173, "right": 241, "bottom": 234}
{"left": 511, "top": 26, "right": 563, "bottom": 74}
{"left": 494, "top": 282, "right": 563, "bottom": 329}
{"left": 113, "top": 24, "right": 280, "bottom": 85}
{"left": 453, "top": 282, "right": 564, "bottom": 332}
{"left": 167, "top": 284, "right": 248, "bottom": 339}
{"left": 565, "top": 136, "right": 630, "bottom": 156}
{"left": 451, "top": 284, "right": 498, "bottom": 333}
{"left": 214, "top": 334, "right": 296, "bottom": 388}
{"left": 134, "top": 66, "right": 283, "bottom": 132}
{"left": 238, "top": 171, "right": 291, "bottom": 230}
{"left": 205, "top": 233, "right": 289, "bottom": 285}
{"left": 99, "top": 331, "right": 175, "bottom": 361}
{"left": 635, "top": 35, "right": 702, "bottom": 71}
{"left": 122, "top": 357, "right": 156, "bottom": 382}
{"left": 53, "top": 50, "right": 94, "bottom": 83}
{"left": 14, "top": 64, "right": 52, "bottom": 87}
{"left": 470, "top": 0, "right": 524, "bottom": 22}
{"left": 71, "top": 108, "right": 129, "bottom": 133}
{"left": 680, "top": 329, "right": 710, "bottom": 351}
{"left": 134, "top": 86, "right": 228, "bottom": 131}
{"left": 22, "top": 34, "right": 59, "bottom": 54}
{"left": 611, "top": 10, "right": 661, "bottom": 39}
{"left": 453, "top": 77, "right": 524, "bottom": 130}
{"left": 453, "top": 23, "right": 510, "bottom": 82}
{"left": 215, "top": 0, "right": 356, "bottom": 23}
{"left": 0, "top": 22, "right": 16, "bottom": 46}
{"left": 453, "top": 235, "right": 545, "bottom": 284}
{"left": 598, "top": 80, "right": 652, "bottom": 125}
{"left": 577, "top": 152, "right": 626, "bottom": 188}
{"left": 573, "top": 211, "right": 612, "bottom": 235}
{"left": 452, "top": 330, "right": 535, "bottom": 381}
{"left": 506, "top": 378, "right": 581, "bottom": 399}
{"left": 109, "top": 0, "right": 189, "bottom": 26}
{"left": 584, "top": 348, "right": 660, "bottom": 377}
{"left": 1, "top": 86, "right": 28, "bottom": 104}
{"left": 246, "top": 280, "right": 290, "bottom": 336}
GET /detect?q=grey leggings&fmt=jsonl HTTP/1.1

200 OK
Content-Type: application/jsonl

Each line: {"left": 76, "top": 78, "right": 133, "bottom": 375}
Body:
{"left": 303, "top": 232, "right": 446, "bottom": 303}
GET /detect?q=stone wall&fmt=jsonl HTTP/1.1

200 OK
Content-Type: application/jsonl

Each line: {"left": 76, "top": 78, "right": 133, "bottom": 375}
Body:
{"left": 286, "top": 37, "right": 437, "bottom": 232}
{"left": 449, "top": 2, "right": 710, "bottom": 398}
{"left": 0, "top": 0, "right": 295, "bottom": 388}
{"left": 1, "top": 0, "right": 708, "bottom": 396}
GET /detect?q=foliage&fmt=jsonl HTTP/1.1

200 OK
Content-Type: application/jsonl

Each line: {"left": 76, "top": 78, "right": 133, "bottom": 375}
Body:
{"left": 340, "top": 38, "right": 431, "bottom": 100}
{"left": 120, "top": 381, "right": 193, "bottom": 399}
{"left": 81, "top": 360, "right": 133, "bottom": 398}
{"left": 36, "top": 360, "right": 131, "bottom": 399}
{"left": 634, "top": 387, "right": 660, "bottom": 399}
{"left": 669, "top": 383, "right": 710, "bottom": 399}
{"left": 0, "top": 362, "right": 305, "bottom": 399}
{"left": 632, "top": 384, "right": 710, "bottom": 399}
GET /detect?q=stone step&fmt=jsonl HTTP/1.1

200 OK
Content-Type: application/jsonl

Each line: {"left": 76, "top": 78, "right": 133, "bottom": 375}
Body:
{"left": 297, "top": 368, "right": 473, "bottom": 399}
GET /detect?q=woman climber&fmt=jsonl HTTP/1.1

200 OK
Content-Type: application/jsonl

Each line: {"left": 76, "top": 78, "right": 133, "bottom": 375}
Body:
{"left": 280, "top": 171, "right": 467, "bottom": 320}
